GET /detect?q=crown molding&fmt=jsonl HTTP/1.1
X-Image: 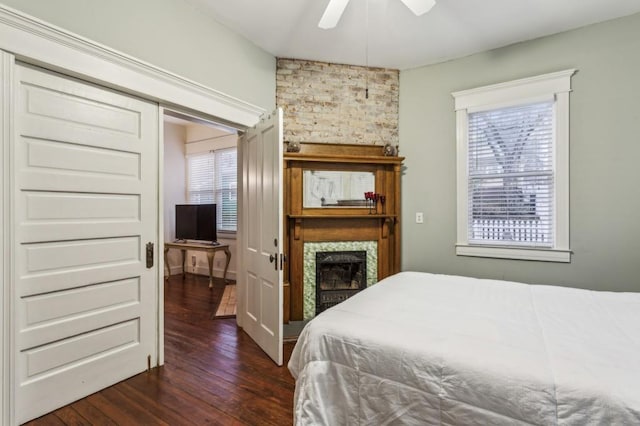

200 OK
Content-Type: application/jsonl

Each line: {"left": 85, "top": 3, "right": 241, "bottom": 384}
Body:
{"left": 0, "top": 4, "right": 264, "bottom": 127}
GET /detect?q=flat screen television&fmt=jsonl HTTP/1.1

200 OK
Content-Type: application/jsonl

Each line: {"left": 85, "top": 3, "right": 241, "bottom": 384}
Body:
{"left": 175, "top": 204, "right": 217, "bottom": 243}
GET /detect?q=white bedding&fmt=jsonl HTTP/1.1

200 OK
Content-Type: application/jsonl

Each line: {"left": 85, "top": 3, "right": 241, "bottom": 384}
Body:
{"left": 288, "top": 272, "right": 640, "bottom": 425}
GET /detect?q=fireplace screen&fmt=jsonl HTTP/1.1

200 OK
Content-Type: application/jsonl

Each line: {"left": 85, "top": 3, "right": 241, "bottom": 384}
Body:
{"left": 315, "top": 251, "right": 367, "bottom": 314}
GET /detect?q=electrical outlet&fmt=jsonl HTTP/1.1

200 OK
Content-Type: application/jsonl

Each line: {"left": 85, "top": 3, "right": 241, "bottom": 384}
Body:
{"left": 416, "top": 212, "right": 424, "bottom": 224}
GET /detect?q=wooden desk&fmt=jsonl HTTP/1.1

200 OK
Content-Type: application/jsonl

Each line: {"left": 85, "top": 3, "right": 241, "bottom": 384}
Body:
{"left": 164, "top": 241, "right": 231, "bottom": 288}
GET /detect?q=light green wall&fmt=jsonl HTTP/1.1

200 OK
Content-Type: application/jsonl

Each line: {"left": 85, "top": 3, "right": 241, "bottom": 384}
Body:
{"left": 1, "top": 0, "right": 275, "bottom": 110}
{"left": 400, "top": 13, "right": 640, "bottom": 292}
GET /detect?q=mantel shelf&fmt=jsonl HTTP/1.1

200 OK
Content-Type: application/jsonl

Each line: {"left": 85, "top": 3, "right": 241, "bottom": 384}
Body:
{"left": 288, "top": 214, "right": 397, "bottom": 219}
{"left": 284, "top": 152, "right": 404, "bottom": 165}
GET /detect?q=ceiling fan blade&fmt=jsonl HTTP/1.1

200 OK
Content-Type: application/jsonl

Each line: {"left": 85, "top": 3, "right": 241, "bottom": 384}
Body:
{"left": 318, "top": 0, "right": 351, "bottom": 29}
{"left": 399, "top": 0, "right": 436, "bottom": 16}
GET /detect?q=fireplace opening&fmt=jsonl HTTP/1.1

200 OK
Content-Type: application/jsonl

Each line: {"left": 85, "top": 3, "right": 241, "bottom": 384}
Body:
{"left": 316, "top": 250, "right": 367, "bottom": 314}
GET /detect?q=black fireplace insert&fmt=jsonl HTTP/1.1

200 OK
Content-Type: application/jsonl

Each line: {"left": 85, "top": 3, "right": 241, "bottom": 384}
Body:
{"left": 315, "top": 250, "right": 367, "bottom": 314}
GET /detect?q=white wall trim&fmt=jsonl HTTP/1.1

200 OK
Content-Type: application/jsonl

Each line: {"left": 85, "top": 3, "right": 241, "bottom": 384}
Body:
{"left": 455, "top": 108, "right": 469, "bottom": 250}
{"left": 0, "top": 4, "right": 265, "bottom": 128}
{"left": 456, "top": 245, "right": 571, "bottom": 263}
{"left": 167, "top": 266, "right": 237, "bottom": 281}
{"left": 452, "top": 69, "right": 577, "bottom": 111}
{"left": 0, "top": 51, "right": 4, "bottom": 426}
{"left": 0, "top": 49, "right": 14, "bottom": 426}
{"left": 157, "top": 107, "right": 166, "bottom": 368}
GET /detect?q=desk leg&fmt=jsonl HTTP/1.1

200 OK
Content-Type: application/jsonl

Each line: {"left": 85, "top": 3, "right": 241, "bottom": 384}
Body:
{"left": 164, "top": 247, "right": 170, "bottom": 279}
{"left": 206, "top": 251, "right": 214, "bottom": 289}
{"left": 180, "top": 249, "right": 186, "bottom": 281}
{"left": 223, "top": 247, "right": 231, "bottom": 283}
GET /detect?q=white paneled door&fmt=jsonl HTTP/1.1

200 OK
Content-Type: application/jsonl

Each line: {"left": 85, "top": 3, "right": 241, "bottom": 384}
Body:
{"left": 239, "top": 109, "right": 284, "bottom": 365}
{"left": 13, "top": 63, "right": 158, "bottom": 423}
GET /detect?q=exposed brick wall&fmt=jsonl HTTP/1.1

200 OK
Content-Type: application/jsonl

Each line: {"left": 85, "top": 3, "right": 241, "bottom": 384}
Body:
{"left": 276, "top": 58, "right": 399, "bottom": 146}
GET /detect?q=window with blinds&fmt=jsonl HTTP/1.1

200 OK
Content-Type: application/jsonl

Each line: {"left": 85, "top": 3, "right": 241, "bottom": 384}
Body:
{"left": 214, "top": 148, "right": 237, "bottom": 232}
{"left": 454, "top": 70, "right": 574, "bottom": 262}
{"left": 467, "top": 101, "right": 554, "bottom": 247}
{"left": 187, "top": 147, "right": 237, "bottom": 233}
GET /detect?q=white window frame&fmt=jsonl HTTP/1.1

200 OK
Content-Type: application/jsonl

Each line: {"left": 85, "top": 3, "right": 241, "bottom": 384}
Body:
{"left": 452, "top": 69, "right": 576, "bottom": 262}
{"left": 213, "top": 147, "right": 238, "bottom": 235}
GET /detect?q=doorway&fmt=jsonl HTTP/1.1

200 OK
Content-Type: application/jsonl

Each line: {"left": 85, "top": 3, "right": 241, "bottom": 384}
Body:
{"left": 162, "top": 111, "right": 239, "bottom": 319}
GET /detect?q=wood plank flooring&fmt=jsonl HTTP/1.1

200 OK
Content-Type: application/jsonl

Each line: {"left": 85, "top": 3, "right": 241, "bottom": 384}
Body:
{"left": 25, "top": 274, "right": 296, "bottom": 425}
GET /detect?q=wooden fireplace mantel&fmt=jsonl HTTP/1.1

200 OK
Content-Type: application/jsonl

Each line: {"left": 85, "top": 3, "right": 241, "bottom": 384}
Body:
{"left": 283, "top": 142, "right": 404, "bottom": 322}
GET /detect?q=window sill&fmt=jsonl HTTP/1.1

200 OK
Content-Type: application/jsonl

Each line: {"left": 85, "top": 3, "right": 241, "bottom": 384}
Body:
{"left": 456, "top": 245, "right": 571, "bottom": 263}
{"left": 217, "top": 231, "right": 237, "bottom": 240}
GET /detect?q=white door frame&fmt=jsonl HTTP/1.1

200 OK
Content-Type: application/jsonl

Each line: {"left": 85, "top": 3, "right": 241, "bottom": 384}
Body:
{"left": 1, "top": 49, "right": 13, "bottom": 426}
{"left": 0, "top": 5, "right": 264, "bottom": 425}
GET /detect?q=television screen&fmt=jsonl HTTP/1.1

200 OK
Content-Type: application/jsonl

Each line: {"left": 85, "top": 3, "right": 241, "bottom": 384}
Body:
{"left": 175, "top": 204, "right": 217, "bottom": 243}
{"left": 196, "top": 204, "right": 217, "bottom": 242}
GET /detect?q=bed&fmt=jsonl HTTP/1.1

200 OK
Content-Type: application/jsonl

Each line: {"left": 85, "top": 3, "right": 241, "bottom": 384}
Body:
{"left": 288, "top": 272, "right": 640, "bottom": 425}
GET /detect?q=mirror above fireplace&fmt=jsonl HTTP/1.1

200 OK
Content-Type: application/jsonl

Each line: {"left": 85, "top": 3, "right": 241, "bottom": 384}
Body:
{"left": 303, "top": 170, "right": 375, "bottom": 208}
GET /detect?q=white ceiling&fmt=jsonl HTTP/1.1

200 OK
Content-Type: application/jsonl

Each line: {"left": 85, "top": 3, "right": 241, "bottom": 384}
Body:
{"left": 184, "top": 0, "right": 640, "bottom": 70}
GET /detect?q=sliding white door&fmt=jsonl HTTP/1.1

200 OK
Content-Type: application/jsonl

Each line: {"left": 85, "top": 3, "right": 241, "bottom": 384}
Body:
{"left": 13, "top": 63, "right": 159, "bottom": 423}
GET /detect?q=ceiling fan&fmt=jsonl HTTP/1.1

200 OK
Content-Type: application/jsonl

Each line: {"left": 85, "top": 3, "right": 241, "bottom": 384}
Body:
{"left": 319, "top": 0, "right": 436, "bottom": 29}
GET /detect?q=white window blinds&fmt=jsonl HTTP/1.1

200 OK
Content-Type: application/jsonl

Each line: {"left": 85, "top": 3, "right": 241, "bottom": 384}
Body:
{"left": 187, "top": 152, "right": 215, "bottom": 204}
{"left": 214, "top": 148, "right": 237, "bottom": 232}
{"left": 187, "top": 148, "right": 237, "bottom": 233}
{"left": 467, "top": 101, "right": 554, "bottom": 248}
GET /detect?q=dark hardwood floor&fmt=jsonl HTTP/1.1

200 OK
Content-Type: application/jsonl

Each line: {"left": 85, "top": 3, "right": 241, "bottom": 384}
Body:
{"left": 26, "top": 274, "right": 296, "bottom": 425}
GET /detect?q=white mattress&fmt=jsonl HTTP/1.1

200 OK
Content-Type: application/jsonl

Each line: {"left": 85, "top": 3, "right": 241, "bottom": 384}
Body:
{"left": 288, "top": 272, "right": 640, "bottom": 425}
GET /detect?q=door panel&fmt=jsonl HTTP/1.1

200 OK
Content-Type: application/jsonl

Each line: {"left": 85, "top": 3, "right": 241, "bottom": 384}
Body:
{"left": 23, "top": 320, "right": 139, "bottom": 378}
{"left": 246, "top": 272, "right": 260, "bottom": 322}
{"left": 13, "top": 63, "right": 158, "bottom": 424}
{"left": 260, "top": 277, "right": 278, "bottom": 337}
{"left": 20, "top": 191, "right": 141, "bottom": 242}
{"left": 19, "top": 138, "right": 141, "bottom": 192}
{"left": 21, "top": 277, "right": 140, "bottom": 347}
{"left": 247, "top": 131, "right": 259, "bottom": 248}
{"left": 24, "top": 85, "right": 141, "bottom": 135}
{"left": 239, "top": 109, "right": 283, "bottom": 365}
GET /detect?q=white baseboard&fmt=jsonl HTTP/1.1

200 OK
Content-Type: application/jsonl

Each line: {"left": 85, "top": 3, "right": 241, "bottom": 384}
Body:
{"left": 166, "top": 265, "right": 236, "bottom": 281}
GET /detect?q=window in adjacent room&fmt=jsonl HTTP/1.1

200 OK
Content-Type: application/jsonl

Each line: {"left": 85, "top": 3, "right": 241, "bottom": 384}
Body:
{"left": 452, "top": 70, "right": 575, "bottom": 262}
{"left": 187, "top": 147, "right": 238, "bottom": 234}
